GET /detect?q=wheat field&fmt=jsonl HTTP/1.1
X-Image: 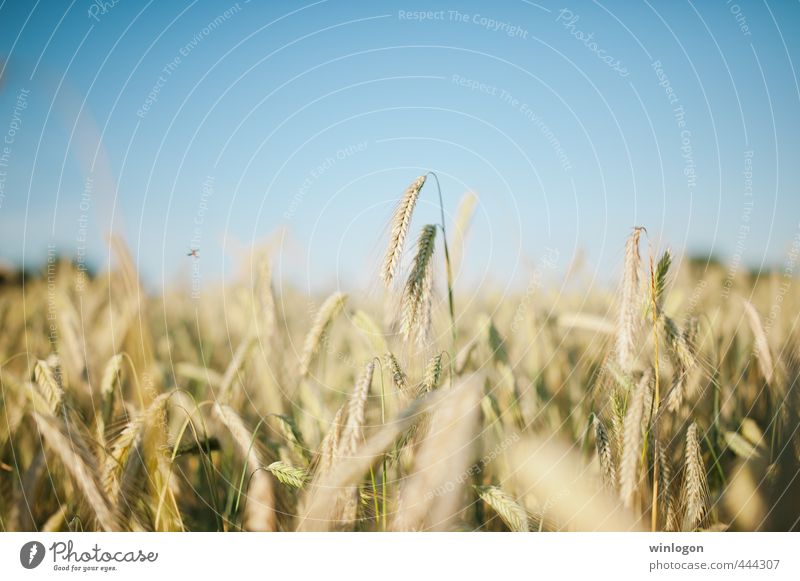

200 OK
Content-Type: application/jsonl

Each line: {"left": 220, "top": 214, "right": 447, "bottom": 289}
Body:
{"left": 1, "top": 176, "right": 798, "bottom": 532}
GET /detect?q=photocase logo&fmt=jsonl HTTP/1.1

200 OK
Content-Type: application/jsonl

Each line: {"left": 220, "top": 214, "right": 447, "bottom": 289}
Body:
{"left": 20, "top": 541, "right": 46, "bottom": 569}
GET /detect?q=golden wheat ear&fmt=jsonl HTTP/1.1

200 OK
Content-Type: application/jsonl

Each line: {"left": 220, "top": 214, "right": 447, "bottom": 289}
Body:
{"left": 680, "top": 422, "right": 709, "bottom": 531}
{"left": 381, "top": 175, "right": 426, "bottom": 288}
{"left": 385, "top": 352, "right": 409, "bottom": 395}
{"left": 616, "top": 227, "right": 644, "bottom": 373}
{"left": 298, "top": 291, "right": 348, "bottom": 378}
{"left": 593, "top": 415, "right": 616, "bottom": 492}
{"left": 475, "top": 485, "right": 529, "bottom": 532}
{"left": 400, "top": 224, "right": 437, "bottom": 346}
{"left": 334, "top": 361, "right": 375, "bottom": 524}
{"left": 742, "top": 299, "right": 775, "bottom": 384}
{"left": 619, "top": 368, "right": 652, "bottom": 508}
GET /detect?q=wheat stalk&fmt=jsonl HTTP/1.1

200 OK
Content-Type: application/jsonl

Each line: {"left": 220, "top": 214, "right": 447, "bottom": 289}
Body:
{"left": 381, "top": 175, "right": 426, "bottom": 287}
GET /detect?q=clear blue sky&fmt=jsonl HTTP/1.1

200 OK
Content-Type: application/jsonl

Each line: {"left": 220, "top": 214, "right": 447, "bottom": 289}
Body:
{"left": 1, "top": 0, "right": 798, "bottom": 293}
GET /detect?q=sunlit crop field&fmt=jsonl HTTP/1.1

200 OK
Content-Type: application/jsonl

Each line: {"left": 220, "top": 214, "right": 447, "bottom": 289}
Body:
{"left": 1, "top": 177, "right": 798, "bottom": 532}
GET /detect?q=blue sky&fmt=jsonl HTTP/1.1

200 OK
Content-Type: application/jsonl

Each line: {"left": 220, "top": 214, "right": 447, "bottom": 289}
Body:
{"left": 1, "top": 0, "right": 798, "bottom": 293}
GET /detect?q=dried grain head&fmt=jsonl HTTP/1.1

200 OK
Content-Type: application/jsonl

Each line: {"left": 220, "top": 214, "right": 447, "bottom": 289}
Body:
{"left": 620, "top": 367, "right": 652, "bottom": 508}
{"left": 680, "top": 422, "right": 709, "bottom": 531}
{"left": 298, "top": 292, "right": 348, "bottom": 378}
{"left": 616, "top": 227, "right": 644, "bottom": 373}
{"left": 593, "top": 415, "right": 616, "bottom": 491}
{"left": 400, "top": 225, "right": 437, "bottom": 346}
{"left": 381, "top": 175, "right": 426, "bottom": 287}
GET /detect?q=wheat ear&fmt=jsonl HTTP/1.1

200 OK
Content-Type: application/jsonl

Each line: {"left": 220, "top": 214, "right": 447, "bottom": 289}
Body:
{"left": 616, "top": 227, "right": 644, "bottom": 373}
{"left": 298, "top": 292, "right": 348, "bottom": 378}
{"left": 381, "top": 175, "right": 426, "bottom": 287}
{"left": 656, "top": 440, "right": 677, "bottom": 531}
{"left": 451, "top": 191, "right": 477, "bottom": 272}
{"left": 384, "top": 352, "right": 408, "bottom": 395}
{"left": 316, "top": 404, "right": 346, "bottom": 477}
{"left": 620, "top": 368, "right": 652, "bottom": 508}
{"left": 400, "top": 224, "right": 437, "bottom": 346}
{"left": 680, "top": 422, "right": 709, "bottom": 531}
{"left": 97, "top": 353, "right": 123, "bottom": 445}
{"left": 273, "top": 414, "right": 311, "bottom": 464}
{"left": 104, "top": 393, "right": 173, "bottom": 527}
{"left": 593, "top": 415, "right": 616, "bottom": 491}
{"left": 257, "top": 256, "right": 277, "bottom": 343}
{"left": 114, "top": 394, "right": 173, "bottom": 530}
{"left": 420, "top": 352, "right": 443, "bottom": 394}
{"left": 742, "top": 300, "right": 775, "bottom": 384}
{"left": 267, "top": 461, "right": 308, "bottom": 489}
{"left": 342, "top": 361, "right": 375, "bottom": 458}
{"left": 336, "top": 361, "right": 375, "bottom": 523}
{"left": 33, "top": 359, "right": 64, "bottom": 413}
{"left": 663, "top": 316, "right": 697, "bottom": 412}
{"left": 475, "top": 485, "right": 529, "bottom": 532}
{"left": 103, "top": 393, "right": 170, "bottom": 499}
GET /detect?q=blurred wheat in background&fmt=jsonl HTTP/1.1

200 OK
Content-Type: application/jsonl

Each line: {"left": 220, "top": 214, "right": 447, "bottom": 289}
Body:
{"left": 0, "top": 178, "right": 798, "bottom": 532}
